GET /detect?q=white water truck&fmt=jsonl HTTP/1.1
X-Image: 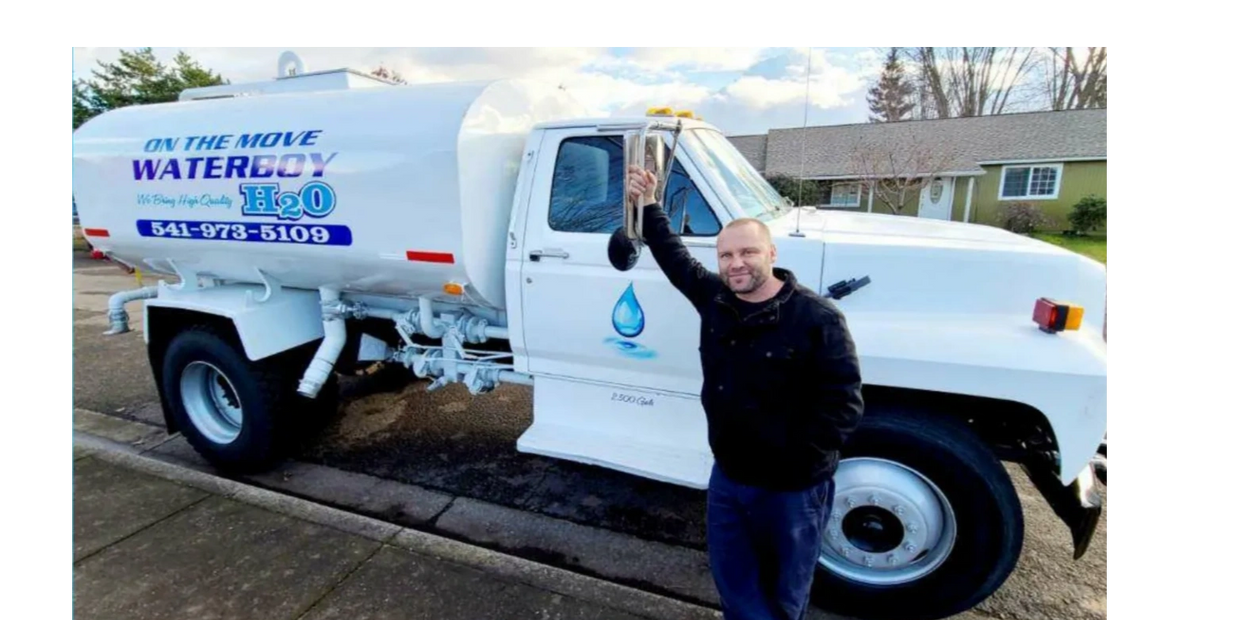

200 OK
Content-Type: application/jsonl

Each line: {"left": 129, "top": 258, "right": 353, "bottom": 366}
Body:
{"left": 71, "top": 55, "right": 1106, "bottom": 620}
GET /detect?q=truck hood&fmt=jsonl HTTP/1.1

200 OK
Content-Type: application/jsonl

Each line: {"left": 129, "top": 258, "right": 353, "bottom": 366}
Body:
{"left": 767, "top": 207, "right": 1052, "bottom": 251}
{"left": 765, "top": 208, "right": 1107, "bottom": 336}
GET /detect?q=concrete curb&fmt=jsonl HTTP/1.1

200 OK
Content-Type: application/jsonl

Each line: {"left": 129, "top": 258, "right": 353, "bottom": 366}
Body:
{"left": 74, "top": 430, "right": 721, "bottom": 620}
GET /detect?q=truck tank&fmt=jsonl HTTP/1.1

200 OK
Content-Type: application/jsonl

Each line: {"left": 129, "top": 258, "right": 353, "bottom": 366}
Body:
{"left": 72, "top": 78, "right": 589, "bottom": 310}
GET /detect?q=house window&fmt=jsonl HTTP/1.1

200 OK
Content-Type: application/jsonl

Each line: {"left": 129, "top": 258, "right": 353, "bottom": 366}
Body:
{"left": 827, "top": 182, "right": 861, "bottom": 207}
{"left": 999, "top": 163, "right": 1062, "bottom": 200}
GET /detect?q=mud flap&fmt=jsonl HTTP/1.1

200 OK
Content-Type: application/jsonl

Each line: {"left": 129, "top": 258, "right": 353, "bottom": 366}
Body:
{"left": 1022, "top": 457, "right": 1103, "bottom": 559}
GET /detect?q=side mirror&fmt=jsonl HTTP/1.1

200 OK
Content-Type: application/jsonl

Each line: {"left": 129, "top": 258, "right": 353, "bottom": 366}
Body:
{"left": 609, "top": 129, "right": 667, "bottom": 271}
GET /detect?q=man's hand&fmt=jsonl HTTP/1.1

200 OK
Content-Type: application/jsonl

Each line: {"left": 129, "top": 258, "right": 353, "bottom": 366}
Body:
{"left": 627, "top": 165, "right": 658, "bottom": 206}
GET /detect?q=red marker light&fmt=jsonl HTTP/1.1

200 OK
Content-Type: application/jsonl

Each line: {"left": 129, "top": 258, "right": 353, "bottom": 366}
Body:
{"left": 1033, "top": 298, "right": 1084, "bottom": 333}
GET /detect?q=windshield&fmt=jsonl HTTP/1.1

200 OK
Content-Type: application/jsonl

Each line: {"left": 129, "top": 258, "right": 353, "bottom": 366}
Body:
{"left": 680, "top": 129, "right": 788, "bottom": 221}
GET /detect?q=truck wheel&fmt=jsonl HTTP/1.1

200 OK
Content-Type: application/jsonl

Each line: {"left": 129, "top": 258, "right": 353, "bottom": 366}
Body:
{"left": 161, "top": 326, "right": 321, "bottom": 473}
{"left": 812, "top": 409, "right": 1023, "bottom": 620}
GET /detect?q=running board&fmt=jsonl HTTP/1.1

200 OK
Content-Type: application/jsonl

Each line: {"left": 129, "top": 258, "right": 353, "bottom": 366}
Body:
{"left": 516, "top": 376, "right": 713, "bottom": 489}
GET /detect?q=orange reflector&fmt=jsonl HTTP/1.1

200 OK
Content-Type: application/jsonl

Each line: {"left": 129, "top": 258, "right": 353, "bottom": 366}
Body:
{"left": 1033, "top": 298, "right": 1084, "bottom": 333}
{"left": 443, "top": 283, "right": 464, "bottom": 296}
{"left": 83, "top": 228, "right": 110, "bottom": 237}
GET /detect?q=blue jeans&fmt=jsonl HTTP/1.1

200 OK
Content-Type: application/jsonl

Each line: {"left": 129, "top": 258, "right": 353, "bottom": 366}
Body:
{"left": 707, "top": 464, "right": 835, "bottom": 620}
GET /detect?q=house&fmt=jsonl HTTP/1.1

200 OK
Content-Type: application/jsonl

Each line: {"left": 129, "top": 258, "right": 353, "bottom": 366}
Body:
{"left": 728, "top": 109, "right": 1106, "bottom": 232}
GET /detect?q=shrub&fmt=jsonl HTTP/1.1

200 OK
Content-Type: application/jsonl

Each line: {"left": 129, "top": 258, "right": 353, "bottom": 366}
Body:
{"left": 999, "top": 202, "right": 1049, "bottom": 234}
{"left": 764, "top": 174, "right": 822, "bottom": 206}
{"left": 1068, "top": 195, "right": 1106, "bottom": 234}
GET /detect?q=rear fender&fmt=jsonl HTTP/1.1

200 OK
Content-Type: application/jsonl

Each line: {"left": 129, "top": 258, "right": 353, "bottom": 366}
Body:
{"left": 144, "top": 281, "right": 324, "bottom": 361}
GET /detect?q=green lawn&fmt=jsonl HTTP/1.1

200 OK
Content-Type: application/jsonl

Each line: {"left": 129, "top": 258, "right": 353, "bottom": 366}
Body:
{"left": 1031, "top": 233, "right": 1106, "bottom": 264}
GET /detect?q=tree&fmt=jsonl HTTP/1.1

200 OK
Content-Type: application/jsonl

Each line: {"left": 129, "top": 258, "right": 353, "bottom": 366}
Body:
{"left": 867, "top": 48, "right": 915, "bottom": 123}
{"left": 370, "top": 65, "right": 407, "bottom": 84}
{"left": 764, "top": 174, "right": 822, "bottom": 207}
{"left": 846, "top": 127, "right": 959, "bottom": 214}
{"left": 905, "top": 47, "right": 1038, "bottom": 119}
{"left": 1044, "top": 47, "right": 1106, "bottom": 110}
{"left": 73, "top": 48, "right": 226, "bottom": 129}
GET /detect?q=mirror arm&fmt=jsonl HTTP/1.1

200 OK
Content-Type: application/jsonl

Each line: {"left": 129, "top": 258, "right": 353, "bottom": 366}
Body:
{"left": 610, "top": 119, "right": 682, "bottom": 273}
{"left": 659, "top": 119, "right": 683, "bottom": 208}
{"left": 623, "top": 127, "right": 650, "bottom": 241}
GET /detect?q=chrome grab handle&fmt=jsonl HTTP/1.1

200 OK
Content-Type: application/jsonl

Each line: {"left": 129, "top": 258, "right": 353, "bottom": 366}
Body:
{"left": 529, "top": 248, "right": 570, "bottom": 260}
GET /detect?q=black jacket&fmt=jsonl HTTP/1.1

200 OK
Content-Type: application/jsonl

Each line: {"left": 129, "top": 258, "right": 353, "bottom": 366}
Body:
{"left": 640, "top": 203, "right": 864, "bottom": 491}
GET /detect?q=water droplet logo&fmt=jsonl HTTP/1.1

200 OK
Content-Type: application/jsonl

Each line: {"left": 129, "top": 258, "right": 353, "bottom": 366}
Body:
{"left": 605, "top": 282, "right": 656, "bottom": 359}
{"left": 612, "top": 282, "right": 645, "bottom": 337}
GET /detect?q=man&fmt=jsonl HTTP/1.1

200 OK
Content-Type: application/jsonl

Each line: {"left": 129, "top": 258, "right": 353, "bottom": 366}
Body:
{"left": 627, "top": 166, "right": 864, "bottom": 620}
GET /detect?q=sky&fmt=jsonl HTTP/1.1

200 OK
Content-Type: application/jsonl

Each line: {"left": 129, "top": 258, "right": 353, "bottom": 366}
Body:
{"left": 72, "top": 47, "right": 890, "bottom": 136}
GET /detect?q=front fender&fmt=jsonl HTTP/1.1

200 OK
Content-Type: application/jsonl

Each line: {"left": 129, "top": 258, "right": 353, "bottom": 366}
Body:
{"left": 848, "top": 311, "right": 1106, "bottom": 484}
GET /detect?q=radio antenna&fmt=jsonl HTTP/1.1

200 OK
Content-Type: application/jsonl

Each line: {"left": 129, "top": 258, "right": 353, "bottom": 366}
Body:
{"left": 792, "top": 48, "right": 811, "bottom": 237}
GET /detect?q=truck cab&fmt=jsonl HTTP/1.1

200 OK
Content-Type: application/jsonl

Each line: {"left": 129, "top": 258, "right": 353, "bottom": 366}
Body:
{"left": 508, "top": 112, "right": 1105, "bottom": 620}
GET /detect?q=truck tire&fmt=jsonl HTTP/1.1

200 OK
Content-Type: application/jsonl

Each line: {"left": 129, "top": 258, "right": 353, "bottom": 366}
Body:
{"left": 812, "top": 408, "right": 1024, "bottom": 620}
{"left": 160, "top": 325, "right": 335, "bottom": 473}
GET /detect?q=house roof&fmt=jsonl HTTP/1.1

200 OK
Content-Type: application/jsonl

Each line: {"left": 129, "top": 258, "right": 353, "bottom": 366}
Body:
{"left": 727, "top": 134, "right": 768, "bottom": 173}
{"left": 730, "top": 108, "right": 1106, "bottom": 179}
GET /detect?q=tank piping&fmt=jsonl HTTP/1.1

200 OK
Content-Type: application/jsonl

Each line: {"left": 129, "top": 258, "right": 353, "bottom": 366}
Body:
{"left": 298, "top": 287, "right": 347, "bottom": 398}
{"left": 497, "top": 371, "right": 533, "bottom": 386}
{"left": 419, "top": 296, "right": 447, "bottom": 339}
{"left": 104, "top": 287, "right": 159, "bottom": 335}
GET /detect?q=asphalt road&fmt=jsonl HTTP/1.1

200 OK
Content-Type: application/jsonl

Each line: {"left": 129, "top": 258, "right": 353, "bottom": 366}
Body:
{"left": 73, "top": 252, "right": 1106, "bottom": 620}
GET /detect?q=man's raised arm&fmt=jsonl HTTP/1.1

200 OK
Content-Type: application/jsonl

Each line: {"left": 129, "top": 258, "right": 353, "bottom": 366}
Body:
{"left": 628, "top": 167, "right": 723, "bottom": 310}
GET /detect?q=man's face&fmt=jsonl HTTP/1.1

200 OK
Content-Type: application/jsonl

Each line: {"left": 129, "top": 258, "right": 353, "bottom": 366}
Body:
{"left": 716, "top": 222, "right": 776, "bottom": 295}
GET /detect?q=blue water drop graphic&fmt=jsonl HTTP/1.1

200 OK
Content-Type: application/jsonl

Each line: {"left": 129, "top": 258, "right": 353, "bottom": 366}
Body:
{"left": 612, "top": 282, "right": 645, "bottom": 338}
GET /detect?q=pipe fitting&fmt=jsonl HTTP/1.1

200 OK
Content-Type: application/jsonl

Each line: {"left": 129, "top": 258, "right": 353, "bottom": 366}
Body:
{"left": 419, "top": 297, "right": 445, "bottom": 339}
{"left": 103, "top": 286, "right": 159, "bottom": 335}
{"left": 298, "top": 288, "right": 347, "bottom": 398}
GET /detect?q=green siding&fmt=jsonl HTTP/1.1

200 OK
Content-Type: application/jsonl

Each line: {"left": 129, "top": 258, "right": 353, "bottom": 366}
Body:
{"left": 952, "top": 177, "right": 970, "bottom": 222}
{"left": 798, "top": 161, "right": 1105, "bottom": 230}
{"left": 811, "top": 182, "right": 916, "bottom": 215}
{"left": 968, "top": 161, "right": 1106, "bottom": 232}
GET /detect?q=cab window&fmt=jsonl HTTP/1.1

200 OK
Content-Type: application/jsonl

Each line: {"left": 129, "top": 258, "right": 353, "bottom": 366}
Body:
{"left": 548, "top": 136, "right": 720, "bottom": 236}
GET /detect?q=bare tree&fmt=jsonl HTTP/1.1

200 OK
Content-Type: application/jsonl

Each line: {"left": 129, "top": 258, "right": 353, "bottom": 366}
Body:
{"left": 846, "top": 128, "right": 960, "bottom": 214}
{"left": 1044, "top": 47, "right": 1106, "bottom": 110}
{"left": 905, "top": 48, "right": 1038, "bottom": 118}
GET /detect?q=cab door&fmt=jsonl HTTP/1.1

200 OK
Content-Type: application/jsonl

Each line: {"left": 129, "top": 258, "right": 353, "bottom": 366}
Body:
{"left": 515, "top": 127, "right": 726, "bottom": 487}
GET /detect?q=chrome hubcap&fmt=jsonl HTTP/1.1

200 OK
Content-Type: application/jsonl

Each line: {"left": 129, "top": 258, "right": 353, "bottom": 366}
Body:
{"left": 180, "top": 361, "right": 243, "bottom": 444}
{"left": 819, "top": 457, "right": 956, "bottom": 585}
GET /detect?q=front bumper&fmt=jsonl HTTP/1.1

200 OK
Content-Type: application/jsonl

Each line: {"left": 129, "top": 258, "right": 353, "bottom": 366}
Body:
{"left": 1022, "top": 458, "right": 1103, "bottom": 559}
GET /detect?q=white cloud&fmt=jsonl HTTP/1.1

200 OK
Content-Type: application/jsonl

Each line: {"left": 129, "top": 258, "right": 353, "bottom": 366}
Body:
{"left": 73, "top": 47, "right": 882, "bottom": 136}
{"left": 560, "top": 72, "right": 714, "bottom": 117}
{"left": 620, "top": 47, "right": 767, "bottom": 72}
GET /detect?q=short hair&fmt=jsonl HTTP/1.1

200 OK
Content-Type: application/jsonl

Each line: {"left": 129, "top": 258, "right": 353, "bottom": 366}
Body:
{"left": 722, "top": 217, "right": 772, "bottom": 245}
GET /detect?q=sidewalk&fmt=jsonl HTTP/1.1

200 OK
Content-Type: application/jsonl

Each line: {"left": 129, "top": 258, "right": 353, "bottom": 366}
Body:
{"left": 73, "top": 435, "right": 720, "bottom": 620}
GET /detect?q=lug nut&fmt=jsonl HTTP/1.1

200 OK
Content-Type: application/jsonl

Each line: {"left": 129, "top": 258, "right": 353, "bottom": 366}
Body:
{"left": 905, "top": 543, "right": 916, "bottom": 552}
{"left": 847, "top": 498, "right": 857, "bottom": 508}
{"left": 894, "top": 506, "right": 905, "bottom": 516}
{"left": 865, "top": 557, "right": 873, "bottom": 567}
{"left": 887, "top": 554, "right": 897, "bottom": 565}
{"left": 869, "top": 495, "right": 879, "bottom": 505}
